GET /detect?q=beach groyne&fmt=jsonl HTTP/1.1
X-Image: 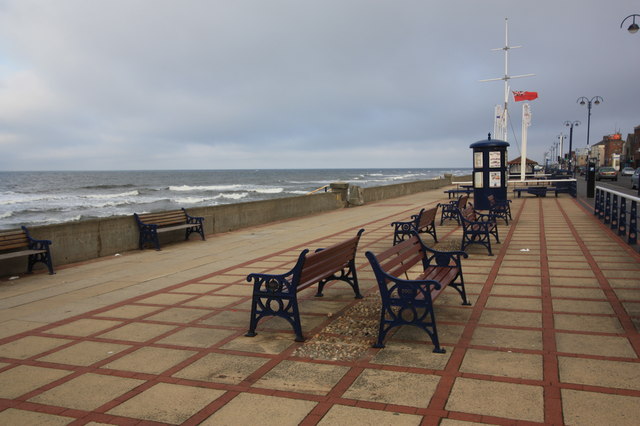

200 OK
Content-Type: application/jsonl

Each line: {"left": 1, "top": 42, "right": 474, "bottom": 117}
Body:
{"left": 1, "top": 175, "right": 467, "bottom": 276}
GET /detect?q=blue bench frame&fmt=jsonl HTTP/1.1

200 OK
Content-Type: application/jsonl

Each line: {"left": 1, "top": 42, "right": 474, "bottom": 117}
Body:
{"left": 438, "top": 195, "right": 469, "bottom": 225}
{"left": 246, "top": 229, "right": 364, "bottom": 342}
{"left": 391, "top": 206, "right": 438, "bottom": 245}
{"left": 457, "top": 205, "right": 500, "bottom": 256}
{"left": 365, "top": 233, "right": 470, "bottom": 353}
{"left": 0, "top": 226, "right": 54, "bottom": 275}
{"left": 134, "top": 208, "right": 205, "bottom": 250}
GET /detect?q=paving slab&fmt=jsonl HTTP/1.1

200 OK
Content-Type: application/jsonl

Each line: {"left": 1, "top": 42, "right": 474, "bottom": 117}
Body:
{"left": 0, "top": 189, "right": 638, "bottom": 425}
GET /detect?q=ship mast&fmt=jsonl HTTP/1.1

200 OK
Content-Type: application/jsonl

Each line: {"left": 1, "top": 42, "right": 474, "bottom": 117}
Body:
{"left": 480, "top": 18, "right": 534, "bottom": 142}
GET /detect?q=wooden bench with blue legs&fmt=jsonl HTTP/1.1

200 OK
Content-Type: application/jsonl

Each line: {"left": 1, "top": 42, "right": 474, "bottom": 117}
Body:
{"left": 487, "top": 194, "right": 512, "bottom": 225}
{"left": 0, "top": 226, "right": 54, "bottom": 275}
{"left": 444, "top": 188, "right": 473, "bottom": 199}
{"left": 457, "top": 205, "right": 500, "bottom": 256}
{"left": 246, "top": 229, "right": 364, "bottom": 342}
{"left": 513, "top": 186, "right": 548, "bottom": 198}
{"left": 391, "top": 206, "right": 438, "bottom": 245}
{"left": 365, "top": 233, "right": 470, "bottom": 353}
{"left": 134, "top": 208, "right": 205, "bottom": 250}
{"left": 438, "top": 195, "right": 469, "bottom": 225}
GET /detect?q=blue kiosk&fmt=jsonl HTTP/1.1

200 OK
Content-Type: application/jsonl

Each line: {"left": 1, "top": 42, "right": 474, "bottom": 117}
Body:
{"left": 470, "top": 134, "right": 510, "bottom": 210}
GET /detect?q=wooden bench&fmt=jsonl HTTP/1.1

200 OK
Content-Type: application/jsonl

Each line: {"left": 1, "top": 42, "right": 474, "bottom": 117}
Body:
{"left": 487, "top": 194, "right": 512, "bottom": 225}
{"left": 365, "top": 233, "right": 470, "bottom": 353}
{"left": 0, "top": 226, "right": 54, "bottom": 275}
{"left": 444, "top": 188, "right": 473, "bottom": 199}
{"left": 457, "top": 205, "right": 500, "bottom": 256}
{"left": 246, "top": 229, "right": 364, "bottom": 342}
{"left": 134, "top": 208, "right": 205, "bottom": 250}
{"left": 513, "top": 186, "right": 547, "bottom": 198}
{"left": 391, "top": 206, "right": 438, "bottom": 245}
{"left": 553, "top": 181, "right": 577, "bottom": 197}
{"left": 438, "top": 195, "right": 469, "bottom": 225}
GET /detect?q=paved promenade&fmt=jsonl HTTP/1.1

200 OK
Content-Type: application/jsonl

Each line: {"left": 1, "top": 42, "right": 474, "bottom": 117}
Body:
{"left": 0, "top": 187, "right": 639, "bottom": 425}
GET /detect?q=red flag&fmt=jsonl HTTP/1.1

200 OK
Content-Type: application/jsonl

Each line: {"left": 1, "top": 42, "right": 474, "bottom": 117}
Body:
{"left": 513, "top": 91, "right": 538, "bottom": 102}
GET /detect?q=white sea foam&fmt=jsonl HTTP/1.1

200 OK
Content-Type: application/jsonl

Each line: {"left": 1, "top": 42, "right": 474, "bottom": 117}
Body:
{"left": 215, "top": 192, "right": 249, "bottom": 200}
{"left": 84, "top": 190, "right": 139, "bottom": 199}
{"left": 169, "top": 184, "right": 242, "bottom": 192}
{"left": 175, "top": 196, "right": 208, "bottom": 204}
{"left": 255, "top": 187, "right": 283, "bottom": 194}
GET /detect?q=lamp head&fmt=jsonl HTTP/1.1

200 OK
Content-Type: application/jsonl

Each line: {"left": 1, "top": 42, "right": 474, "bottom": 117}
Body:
{"left": 580, "top": 100, "right": 586, "bottom": 105}
{"left": 629, "top": 22, "right": 640, "bottom": 33}
{"left": 594, "top": 99, "right": 600, "bottom": 105}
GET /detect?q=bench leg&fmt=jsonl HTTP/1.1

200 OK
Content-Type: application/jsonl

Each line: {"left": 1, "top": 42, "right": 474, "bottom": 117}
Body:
{"left": 185, "top": 225, "right": 205, "bottom": 241}
{"left": 245, "top": 294, "right": 305, "bottom": 342}
{"left": 374, "top": 295, "right": 445, "bottom": 353}
{"left": 315, "top": 260, "right": 363, "bottom": 299}
{"left": 27, "top": 252, "right": 55, "bottom": 275}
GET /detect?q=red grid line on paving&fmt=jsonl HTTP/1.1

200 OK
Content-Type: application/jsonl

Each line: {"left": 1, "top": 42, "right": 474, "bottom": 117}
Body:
{"left": 0, "top": 195, "right": 638, "bottom": 425}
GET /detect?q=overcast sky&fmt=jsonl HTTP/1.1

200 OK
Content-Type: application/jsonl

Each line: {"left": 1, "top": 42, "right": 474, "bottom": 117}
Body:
{"left": 0, "top": 0, "right": 638, "bottom": 171}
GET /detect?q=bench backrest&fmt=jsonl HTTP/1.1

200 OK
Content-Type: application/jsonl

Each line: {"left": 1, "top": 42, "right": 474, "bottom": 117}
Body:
{"left": 459, "top": 205, "right": 477, "bottom": 223}
{"left": 416, "top": 206, "right": 437, "bottom": 228}
{"left": 298, "top": 229, "right": 364, "bottom": 286}
{"left": 367, "top": 235, "right": 424, "bottom": 281}
{"left": 0, "top": 229, "right": 29, "bottom": 252}
{"left": 135, "top": 210, "right": 188, "bottom": 227}
{"left": 457, "top": 195, "right": 469, "bottom": 210}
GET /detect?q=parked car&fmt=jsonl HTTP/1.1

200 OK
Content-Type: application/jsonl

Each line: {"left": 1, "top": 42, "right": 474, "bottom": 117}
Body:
{"left": 595, "top": 167, "right": 618, "bottom": 181}
{"left": 632, "top": 168, "right": 640, "bottom": 189}
{"left": 621, "top": 167, "right": 635, "bottom": 176}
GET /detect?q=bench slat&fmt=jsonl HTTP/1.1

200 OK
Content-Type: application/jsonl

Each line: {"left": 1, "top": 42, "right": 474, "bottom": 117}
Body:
{"left": 299, "top": 238, "right": 359, "bottom": 288}
{"left": 0, "top": 249, "right": 47, "bottom": 261}
{"left": 137, "top": 210, "right": 187, "bottom": 226}
{"left": 0, "top": 233, "right": 30, "bottom": 250}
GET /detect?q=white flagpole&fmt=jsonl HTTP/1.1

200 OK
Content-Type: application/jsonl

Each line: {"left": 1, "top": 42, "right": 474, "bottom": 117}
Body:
{"left": 520, "top": 103, "right": 531, "bottom": 181}
{"left": 479, "top": 18, "right": 534, "bottom": 142}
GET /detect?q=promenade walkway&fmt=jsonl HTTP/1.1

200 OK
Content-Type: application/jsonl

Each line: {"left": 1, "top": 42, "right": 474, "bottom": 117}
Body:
{"left": 0, "top": 187, "right": 638, "bottom": 425}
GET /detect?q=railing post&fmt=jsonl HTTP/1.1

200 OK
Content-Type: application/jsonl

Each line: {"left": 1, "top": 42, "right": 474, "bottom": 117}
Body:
{"left": 594, "top": 188, "right": 601, "bottom": 216}
{"left": 630, "top": 200, "right": 637, "bottom": 245}
{"left": 611, "top": 194, "right": 618, "bottom": 230}
{"left": 603, "top": 192, "right": 610, "bottom": 223}
{"left": 619, "top": 198, "right": 627, "bottom": 237}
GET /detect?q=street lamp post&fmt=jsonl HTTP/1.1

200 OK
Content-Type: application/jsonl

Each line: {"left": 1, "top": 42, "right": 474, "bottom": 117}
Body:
{"left": 577, "top": 96, "right": 603, "bottom": 148}
{"left": 578, "top": 96, "right": 602, "bottom": 198}
{"left": 564, "top": 120, "right": 580, "bottom": 176}
{"left": 620, "top": 14, "right": 640, "bottom": 34}
{"left": 558, "top": 133, "right": 565, "bottom": 169}
{"left": 620, "top": 14, "right": 640, "bottom": 196}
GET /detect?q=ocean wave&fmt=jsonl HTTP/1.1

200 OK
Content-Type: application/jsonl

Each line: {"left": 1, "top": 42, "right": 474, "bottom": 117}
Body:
{"left": 215, "top": 192, "right": 249, "bottom": 200}
{"left": 0, "top": 211, "right": 13, "bottom": 219}
{"left": 169, "top": 184, "right": 242, "bottom": 192}
{"left": 254, "top": 188, "right": 283, "bottom": 194}
{"left": 83, "top": 190, "right": 140, "bottom": 199}
{"left": 174, "top": 196, "right": 209, "bottom": 204}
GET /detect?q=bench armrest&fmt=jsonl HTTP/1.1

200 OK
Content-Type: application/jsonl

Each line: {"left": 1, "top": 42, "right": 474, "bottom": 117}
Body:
{"left": 247, "top": 271, "right": 296, "bottom": 295}
{"left": 246, "top": 249, "right": 308, "bottom": 295}
{"left": 21, "top": 226, "right": 52, "bottom": 251}
{"left": 422, "top": 245, "right": 468, "bottom": 268}
{"left": 182, "top": 208, "right": 204, "bottom": 225}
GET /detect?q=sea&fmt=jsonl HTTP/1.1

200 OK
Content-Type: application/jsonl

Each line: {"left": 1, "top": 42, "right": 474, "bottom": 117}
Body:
{"left": 0, "top": 168, "right": 470, "bottom": 231}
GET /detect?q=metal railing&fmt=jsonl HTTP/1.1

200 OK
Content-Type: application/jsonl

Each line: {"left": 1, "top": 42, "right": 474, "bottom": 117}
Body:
{"left": 306, "top": 185, "right": 330, "bottom": 195}
{"left": 594, "top": 186, "right": 638, "bottom": 245}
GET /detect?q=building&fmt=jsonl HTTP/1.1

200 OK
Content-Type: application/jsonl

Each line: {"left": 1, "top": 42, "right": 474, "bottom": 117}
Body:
{"left": 591, "top": 133, "right": 623, "bottom": 169}
{"left": 623, "top": 125, "right": 640, "bottom": 168}
{"left": 507, "top": 156, "right": 538, "bottom": 178}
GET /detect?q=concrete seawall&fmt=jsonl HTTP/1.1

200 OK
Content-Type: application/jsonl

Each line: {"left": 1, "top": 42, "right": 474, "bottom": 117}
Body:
{"left": 1, "top": 175, "right": 467, "bottom": 276}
